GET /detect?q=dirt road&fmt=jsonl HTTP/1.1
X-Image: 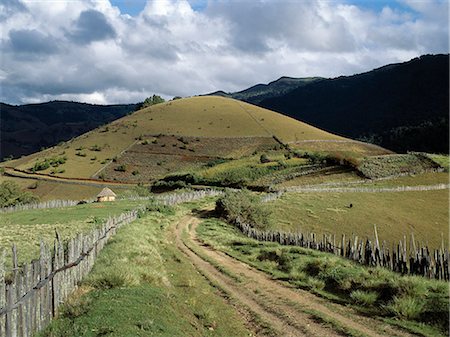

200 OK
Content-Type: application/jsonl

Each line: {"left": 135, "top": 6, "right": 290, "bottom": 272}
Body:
{"left": 174, "top": 215, "right": 414, "bottom": 337}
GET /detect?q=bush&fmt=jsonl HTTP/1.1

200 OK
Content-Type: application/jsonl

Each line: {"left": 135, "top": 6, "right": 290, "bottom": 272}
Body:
{"left": 260, "top": 154, "right": 271, "bottom": 163}
{"left": 32, "top": 160, "right": 50, "bottom": 171}
{"left": 86, "top": 271, "right": 138, "bottom": 289}
{"left": 89, "top": 144, "right": 102, "bottom": 151}
{"left": 307, "top": 277, "right": 326, "bottom": 291}
{"left": 257, "top": 249, "right": 292, "bottom": 272}
{"left": 0, "top": 181, "right": 39, "bottom": 207}
{"left": 215, "top": 189, "right": 272, "bottom": 230}
{"left": 386, "top": 296, "right": 425, "bottom": 320}
{"left": 142, "top": 94, "right": 165, "bottom": 108}
{"left": 350, "top": 290, "right": 379, "bottom": 306}
{"left": 133, "top": 185, "right": 150, "bottom": 196}
{"left": 145, "top": 200, "right": 175, "bottom": 215}
{"left": 114, "top": 165, "right": 127, "bottom": 172}
{"left": 59, "top": 286, "right": 93, "bottom": 319}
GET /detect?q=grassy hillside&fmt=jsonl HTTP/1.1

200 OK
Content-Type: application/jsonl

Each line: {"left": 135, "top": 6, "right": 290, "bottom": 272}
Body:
{"left": 266, "top": 189, "right": 449, "bottom": 250}
{"left": 5, "top": 96, "right": 373, "bottom": 181}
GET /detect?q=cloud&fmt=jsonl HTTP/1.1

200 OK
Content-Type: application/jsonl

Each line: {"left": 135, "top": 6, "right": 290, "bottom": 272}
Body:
{"left": 66, "top": 9, "right": 116, "bottom": 44}
{"left": 0, "top": 0, "right": 27, "bottom": 21}
{"left": 8, "top": 29, "right": 59, "bottom": 55}
{"left": 0, "top": 0, "right": 448, "bottom": 105}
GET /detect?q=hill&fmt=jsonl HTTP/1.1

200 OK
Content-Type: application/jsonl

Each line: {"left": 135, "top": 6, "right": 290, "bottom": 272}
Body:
{"left": 258, "top": 54, "right": 449, "bottom": 153}
{"left": 207, "top": 77, "right": 323, "bottom": 104}
{"left": 0, "top": 101, "right": 138, "bottom": 160}
{"left": 2, "top": 96, "right": 388, "bottom": 185}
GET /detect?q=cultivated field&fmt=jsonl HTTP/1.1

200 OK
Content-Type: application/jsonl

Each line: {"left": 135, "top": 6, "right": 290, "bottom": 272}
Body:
{"left": 97, "top": 135, "right": 279, "bottom": 182}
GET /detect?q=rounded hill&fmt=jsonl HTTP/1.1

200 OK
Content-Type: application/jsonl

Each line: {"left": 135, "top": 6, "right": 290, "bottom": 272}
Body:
{"left": 4, "top": 96, "right": 386, "bottom": 180}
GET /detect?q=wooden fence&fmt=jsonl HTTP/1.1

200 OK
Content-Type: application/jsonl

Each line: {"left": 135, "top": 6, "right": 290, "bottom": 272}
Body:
{"left": 234, "top": 219, "right": 449, "bottom": 281}
{"left": 0, "top": 200, "right": 92, "bottom": 214}
{"left": 282, "top": 183, "right": 450, "bottom": 194}
{"left": 0, "top": 210, "right": 138, "bottom": 337}
{"left": 0, "top": 188, "right": 223, "bottom": 214}
{"left": 0, "top": 189, "right": 224, "bottom": 336}
{"left": 124, "top": 189, "right": 224, "bottom": 204}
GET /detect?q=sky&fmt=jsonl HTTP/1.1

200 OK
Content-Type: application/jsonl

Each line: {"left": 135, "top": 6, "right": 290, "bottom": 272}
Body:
{"left": 0, "top": 0, "right": 448, "bottom": 105}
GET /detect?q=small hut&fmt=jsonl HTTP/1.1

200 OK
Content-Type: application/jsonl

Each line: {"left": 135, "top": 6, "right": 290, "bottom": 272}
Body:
{"left": 96, "top": 187, "right": 116, "bottom": 202}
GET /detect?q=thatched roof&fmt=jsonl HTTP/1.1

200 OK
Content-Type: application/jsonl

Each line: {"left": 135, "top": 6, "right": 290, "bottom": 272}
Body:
{"left": 97, "top": 187, "right": 116, "bottom": 198}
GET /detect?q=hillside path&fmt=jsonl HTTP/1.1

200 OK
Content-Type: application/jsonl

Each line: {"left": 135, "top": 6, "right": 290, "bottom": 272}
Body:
{"left": 174, "top": 215, "right": 415, "bottom": 337}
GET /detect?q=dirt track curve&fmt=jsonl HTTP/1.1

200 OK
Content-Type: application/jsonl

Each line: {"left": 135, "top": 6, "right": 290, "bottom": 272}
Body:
{"left": 174, "top": 215, "right": 414, "bottom": 337}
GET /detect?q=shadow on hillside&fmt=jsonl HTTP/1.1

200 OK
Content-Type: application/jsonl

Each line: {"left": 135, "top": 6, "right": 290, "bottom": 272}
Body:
{"left": 191, "top": 208, "right": 217, "bottom": 219}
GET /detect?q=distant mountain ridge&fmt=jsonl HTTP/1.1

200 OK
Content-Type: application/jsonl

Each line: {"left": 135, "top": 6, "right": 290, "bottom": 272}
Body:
{"left": 210, "top": 54, "right": 449, "bottom": 154}
{"left": 1, "top": 101, "right": 138, "bottom": 160}
{"left": 207, "top": 77, "right": 323, "bottom": 104}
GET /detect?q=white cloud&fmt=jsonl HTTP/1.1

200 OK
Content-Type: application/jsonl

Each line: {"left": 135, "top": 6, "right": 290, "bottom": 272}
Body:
{"left": 0, "top": 0, "right": 448, "bottom": 104}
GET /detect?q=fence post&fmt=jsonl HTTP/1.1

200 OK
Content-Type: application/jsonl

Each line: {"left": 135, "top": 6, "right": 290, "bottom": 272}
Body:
{"left": 0, "top": 250, "right": 5, "bottom": 336}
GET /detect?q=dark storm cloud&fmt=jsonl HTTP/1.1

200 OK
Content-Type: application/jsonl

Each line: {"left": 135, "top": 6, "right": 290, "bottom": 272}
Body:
{"left": 8, "top": 29, "right": 59, "bottom": 55}
{"left": 67, "top": 10, "right": 116, "bottom": 44}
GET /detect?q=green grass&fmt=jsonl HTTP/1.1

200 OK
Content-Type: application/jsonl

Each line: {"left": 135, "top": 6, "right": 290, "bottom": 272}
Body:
{"left": 39, "top": 206, "right": 252, "bottom": 337}
{"left": 265, "top": 189, "right": 449, "bottom": 250}
{"left": 426, "top": 154, "right": 449, "bottom": 172}
{"left": 196, "top": 217, "right": 449, "bottom": 337}
{"left": 0, "top": 200, "right": 144, "bottom": 267}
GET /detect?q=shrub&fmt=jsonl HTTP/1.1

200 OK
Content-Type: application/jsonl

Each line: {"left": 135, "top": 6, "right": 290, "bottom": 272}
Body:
{"left": 260, "top": 154, "right": 270, "bottom": 163}
{"left": 89, "top": 144, "right": 102, "bottom": 151}
{"left": 215, "top": 189, "right": 272, "bottom": 230}
{"left": 307, "top": 277, "right": 326, "bottom": 291}
{"left": 86, "top": 271, "right": 138, "bottom": 289}
{"left": 132, "top": 170, "right": 140, "bottom": 176}
{"left": 32, "top": 160, "right": 50, "bottom": 171}
{"left": 257, "top": 249, "right": 292, "bottom": 272}
{"left": 114, "top": 165, "right": 127, "bottom": 172}
{"left": 305, "top": 152, "right": 330, "bottom": 165}
{"left": 145, "top": 200, "right": 175, "bottom": 215}
{"left": 59, "top": 286, "right": 93, "bottom": 319}
{"left": 0, "top": 181, "right": 39, "bottom": 207}
{"left": 350, "top": 290, "right": 379, "bottom": 306}
{"left": 133, "top": 185, "right": 150, "bottom": 196}
{"left": 386, "top": 296, "right": 425, "bottom": 320}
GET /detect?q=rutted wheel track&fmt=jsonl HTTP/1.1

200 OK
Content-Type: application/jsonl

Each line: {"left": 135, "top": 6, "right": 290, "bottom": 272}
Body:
{"left": 174, "top": 215, "right": 414, "bottom": 337}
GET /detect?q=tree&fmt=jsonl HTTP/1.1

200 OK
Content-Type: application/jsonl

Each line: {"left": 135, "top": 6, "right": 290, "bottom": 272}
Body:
{"left": 142, "top": 95, "right": 165, "bottom": 108}
{"left": 0, "top": 181, "right": 39, "bottom": 207}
